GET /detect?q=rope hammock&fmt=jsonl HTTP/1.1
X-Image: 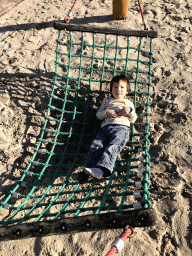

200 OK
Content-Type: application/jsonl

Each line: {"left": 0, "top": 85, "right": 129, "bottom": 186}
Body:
{"left": 0, "top": 22, "right": 157, "bottom": 241}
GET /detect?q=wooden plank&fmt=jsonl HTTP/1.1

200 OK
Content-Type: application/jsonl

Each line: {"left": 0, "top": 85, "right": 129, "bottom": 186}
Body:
{"left": 54, "top": 22, "right": 158, "bottom": 38}
{"left": 0, "top": 208, "right": 156, "bottom": 241}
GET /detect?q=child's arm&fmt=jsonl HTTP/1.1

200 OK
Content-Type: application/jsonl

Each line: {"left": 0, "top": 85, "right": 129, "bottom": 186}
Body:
{"left": 129, "top": 103, "right": 137, "bottom": 123}
{"left": 118, "top": 102, "right": 137, "bottom": 123}
{"left": 106, "top": 108, "right": 119, "bottom": 118}
{"left": 118, "top": 106, "right": 132, "bottom": 116}
{"left": 127, "top": 102, "right": 137, "bottom": 123}
{"left": 96, "top": 97, "right": 109, "bottom": 120}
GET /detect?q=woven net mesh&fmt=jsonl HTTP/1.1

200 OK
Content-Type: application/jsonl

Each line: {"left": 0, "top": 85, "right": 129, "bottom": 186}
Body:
{"left": 0, "top": 26, "right": 155, "bottom": 227}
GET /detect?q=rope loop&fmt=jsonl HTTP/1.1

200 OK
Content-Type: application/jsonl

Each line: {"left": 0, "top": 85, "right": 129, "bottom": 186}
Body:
{"left": 143, "top": 169, "right": 151, "bottom": 176}
{"left": 142, "top": 199, "right": 152, "bottom": 208}
{"left": 141, "top": 179, "right": 150, "bottom": 186}
{"left": 141, "top": 190, "right": 150, "bottom": 197}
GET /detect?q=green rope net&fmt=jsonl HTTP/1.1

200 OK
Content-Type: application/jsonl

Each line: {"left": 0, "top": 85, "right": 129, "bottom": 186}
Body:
{"left": 0, "top": 24, "right": 157, "bottom": 237}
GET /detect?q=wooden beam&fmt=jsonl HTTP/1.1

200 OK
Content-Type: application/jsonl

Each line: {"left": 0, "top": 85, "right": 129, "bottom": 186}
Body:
{"left": 54, "top": 22, "right": 158, "bottom": 38}
{"left": 0, "top": 208, "right": 156, "bottom": 241}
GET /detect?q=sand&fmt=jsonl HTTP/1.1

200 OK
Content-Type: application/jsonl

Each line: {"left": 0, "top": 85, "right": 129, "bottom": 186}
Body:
{"left": 0, "top": 0, "right": 192, "bottom": 255}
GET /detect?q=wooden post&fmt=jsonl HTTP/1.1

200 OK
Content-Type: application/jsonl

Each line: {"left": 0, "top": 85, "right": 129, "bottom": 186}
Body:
{"left": 113, "top": 0, "right": 129, "bottom": 20}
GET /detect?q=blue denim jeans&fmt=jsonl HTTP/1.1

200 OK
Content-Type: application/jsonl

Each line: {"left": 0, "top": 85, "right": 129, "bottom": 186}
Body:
{"left": 85, "top": 124, "right": 130, "bottom": 175}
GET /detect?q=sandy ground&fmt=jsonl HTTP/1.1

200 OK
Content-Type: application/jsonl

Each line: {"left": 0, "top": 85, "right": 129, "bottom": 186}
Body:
{"left": 0, "top": 0, "right": 24, "bottom": 17}
{"left": 0, "top": 0, "right": 192, "bottom": 255}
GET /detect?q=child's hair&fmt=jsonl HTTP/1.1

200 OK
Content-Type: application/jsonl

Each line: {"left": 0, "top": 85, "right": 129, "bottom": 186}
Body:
{"left": 110, "top": 75, "right": 130, "bottom": 94}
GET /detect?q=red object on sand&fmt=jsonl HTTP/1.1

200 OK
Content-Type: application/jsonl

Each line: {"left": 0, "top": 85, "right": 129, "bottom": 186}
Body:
{"left": 137, "top": 0, "right": 148, "bottom": 30}
{"left": 105, "top": 226, "right": 135, "bottom": 256}
{"left": 64, "top": 0, "right": 79, "bottom": 23}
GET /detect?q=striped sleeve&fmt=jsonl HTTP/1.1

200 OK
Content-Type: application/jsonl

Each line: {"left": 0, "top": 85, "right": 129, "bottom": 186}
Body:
{"left": 128, "top": 101, "right": 137, "bottom": 123}
{"left": 96, "top": 97, "right": 109, "bottom": 120}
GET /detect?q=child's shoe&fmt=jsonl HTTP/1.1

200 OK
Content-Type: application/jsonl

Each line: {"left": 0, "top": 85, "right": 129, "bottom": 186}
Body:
{"left": 71, "top": 171, "right": 89, "bottom": 183}
{"left": 84, "top": 167, "right": 104, "bottom": 180}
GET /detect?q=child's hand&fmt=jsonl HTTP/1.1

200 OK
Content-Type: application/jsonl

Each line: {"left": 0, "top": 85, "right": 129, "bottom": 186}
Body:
{"left": 118, "top": 106, "right": 131, "bottom": 116}
{"left": 106, "top": 109, "right": 119, "bottom": 118}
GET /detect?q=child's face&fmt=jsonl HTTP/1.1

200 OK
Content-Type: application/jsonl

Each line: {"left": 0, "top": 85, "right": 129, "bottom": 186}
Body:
{"left": 111, "top": 80, "right": 128, "bottom": 99}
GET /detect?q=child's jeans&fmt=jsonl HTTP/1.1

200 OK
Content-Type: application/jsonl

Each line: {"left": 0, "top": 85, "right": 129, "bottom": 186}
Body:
{"left": 84, "top": 124, "right": 130, "bottom": 174}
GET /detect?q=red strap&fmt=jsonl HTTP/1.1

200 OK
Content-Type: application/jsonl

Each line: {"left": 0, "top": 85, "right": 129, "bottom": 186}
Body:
{"left": 64, "top": 0, "right": 79, "bottom": 23}
{"left": 137, "top": 0, "right": 148, "bottom": 30}
{"left": 105, "top": 227, "right": 135, "bottom": 256}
